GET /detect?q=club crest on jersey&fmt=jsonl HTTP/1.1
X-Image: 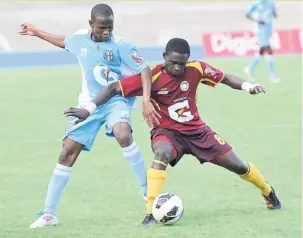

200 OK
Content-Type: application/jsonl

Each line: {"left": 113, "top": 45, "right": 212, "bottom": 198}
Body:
{"left": 131, "top": 52, "right": 144, "bottom": 64}
{"left": 103, "top": 50, "right": 114, "bottom": 61}
{"left": 180, "top": 81, "right": 189, "bottom": 91}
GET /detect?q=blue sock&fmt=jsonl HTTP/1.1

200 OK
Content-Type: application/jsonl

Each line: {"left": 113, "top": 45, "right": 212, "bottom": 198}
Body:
{"left": 249, "top": 54, "right": 261, "bottom": 72}
{"left": 265, "top": 55, "right": 276, "bottom": 78}
{"left": 122, "top": 142, "right": 147, "bottom": 197}
{"left": 44, "top": 163, "right": 72, "bottom": 215}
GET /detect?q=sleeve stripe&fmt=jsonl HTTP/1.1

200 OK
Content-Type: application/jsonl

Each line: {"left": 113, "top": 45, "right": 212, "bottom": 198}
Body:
{"left": 150, "top": 99, "right": 160, "bottom": 110}
{"left": 119, "top": 81, "right": 125, "bottom": 97}
{"left": 152, "top": 71, "right": 162, "bottom": 82}
{"left": 186, "top": 61, "right": 203, "bottom": 75}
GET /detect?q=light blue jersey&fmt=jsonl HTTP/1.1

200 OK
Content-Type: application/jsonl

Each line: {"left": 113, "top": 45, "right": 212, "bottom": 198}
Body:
{"left": 64, "top": 29, "right": 148, "bottom": 150}
{"left": 247, "top": 0, "right": 277, "bottom": 46}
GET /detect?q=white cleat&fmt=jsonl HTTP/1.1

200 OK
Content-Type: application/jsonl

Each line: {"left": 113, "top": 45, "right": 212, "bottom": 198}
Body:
{"left": 29, "top": 213, "right": 58, "bottom": 228}
{"left": 244, "top": 67, "right": 256, "bottom": 82}
{"left": 270, "top": 77, "right": 280, "bottom": 83}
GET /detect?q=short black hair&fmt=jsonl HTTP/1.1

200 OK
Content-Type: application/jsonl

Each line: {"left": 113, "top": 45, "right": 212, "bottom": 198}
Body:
{"left": 165, "top": 38, "right": 190, "bottom": 55}
{"left": 91, "top": 3, "right": 114, "bottom": 21}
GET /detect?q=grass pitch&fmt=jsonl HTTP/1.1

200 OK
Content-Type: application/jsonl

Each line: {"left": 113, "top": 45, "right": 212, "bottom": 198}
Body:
{"left": 0, "top": 56, "right": 301, "bottom": 238}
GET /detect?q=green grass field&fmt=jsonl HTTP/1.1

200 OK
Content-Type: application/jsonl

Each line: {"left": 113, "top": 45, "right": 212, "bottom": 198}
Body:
{"left": 0, "top": 56, "right": 301, "bottom": 238}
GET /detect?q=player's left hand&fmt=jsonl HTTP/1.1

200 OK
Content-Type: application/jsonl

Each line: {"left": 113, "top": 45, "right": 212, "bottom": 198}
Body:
{"left": 63, "top": 107, "right": 90, "bottom": 124}
{"left": 142, "top": 100, "right": 161, "bottom": 128}
{"left": 249, "top": 84, "right": 266, "bottom": 95}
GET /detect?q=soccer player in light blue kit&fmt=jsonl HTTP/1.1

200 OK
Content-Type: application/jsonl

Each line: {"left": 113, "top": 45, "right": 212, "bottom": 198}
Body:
{"left": 244, "top": 0, "right": 280, "bottom": 83}
{"left": 19, "top": 3, "right": 160, "bottom": 228}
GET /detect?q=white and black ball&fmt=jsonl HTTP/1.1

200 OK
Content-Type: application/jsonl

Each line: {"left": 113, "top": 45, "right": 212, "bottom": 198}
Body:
{"left": 152, "top": 193, "right": 184, "bottom": 225}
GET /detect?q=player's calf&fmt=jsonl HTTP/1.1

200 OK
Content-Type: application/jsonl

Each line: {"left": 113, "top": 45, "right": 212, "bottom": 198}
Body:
{"left": 143, "top": 140, "right": 174, "bottom": 219}
{"left": 113, "top": 122, "right": 148, "bottom": 198}
{"left": 30, "top": 138, "right": 82, "bottom": 228}
{"left": 214, "top": 150, "right": 281, "bottom": 209}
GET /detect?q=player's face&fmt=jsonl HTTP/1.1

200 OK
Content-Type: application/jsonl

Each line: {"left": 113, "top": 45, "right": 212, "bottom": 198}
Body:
{"left": 89, "top": 15, "right": 114, "bottom": 42}
{"left": 164, "top": 51, "right": 189, "bottom": 77}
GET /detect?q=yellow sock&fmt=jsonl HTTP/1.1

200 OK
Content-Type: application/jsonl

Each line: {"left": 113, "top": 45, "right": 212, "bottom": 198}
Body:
{"left": 146, "top": 168, "right": 167, "bottom": 214}
{"left": 240, "top": 163, "right": 272, "bottom": 196}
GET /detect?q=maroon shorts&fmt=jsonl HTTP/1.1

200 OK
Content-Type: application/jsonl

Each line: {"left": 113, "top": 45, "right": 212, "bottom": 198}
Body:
{"left": 151, "top": 126, "right": 232, "bottom": 167}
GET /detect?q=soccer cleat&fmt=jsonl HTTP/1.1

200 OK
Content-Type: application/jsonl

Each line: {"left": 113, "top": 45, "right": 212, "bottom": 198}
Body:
{"left": 263, "top": 187, "right": 281, "bottom": 210}
{"left": 140, "top": 214, "right": 158, "bottom": 226}
{"left": 244, "top": 67, "right": 256, "bottom": 82}
{"left": 29, "top": 211, "right": 58, "bottom": 228}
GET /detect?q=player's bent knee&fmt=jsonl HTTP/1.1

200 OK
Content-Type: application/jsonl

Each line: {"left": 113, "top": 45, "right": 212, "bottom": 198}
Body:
{"left": 152, "top": 141, "right": 174, "bottom": 165}
{"left": 267, "top": 47, "right": 273, "bottom": 55}
{"left": 113, "top": 123, "right": 133, "bottom": 147}
{"left": 215, "top": 150, "right": 249, "bottom": 175}
{"left": 59, "top": 139, "right": 82, "bottom": 166}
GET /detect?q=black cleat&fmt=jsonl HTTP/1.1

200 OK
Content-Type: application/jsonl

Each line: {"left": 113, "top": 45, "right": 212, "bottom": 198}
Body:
{"left": 140, "top": 214, "right": 158, "bottom": 226}
{"left": 263, "top": 186, "right": 281, "bottom": 210}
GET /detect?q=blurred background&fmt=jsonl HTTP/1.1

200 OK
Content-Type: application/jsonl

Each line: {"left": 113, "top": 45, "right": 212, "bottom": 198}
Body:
{"left": 0, "top": 1, "right": 302, "bottom": 238}
{"left": 0, "top": 1, "right": 302, "bottom": 54}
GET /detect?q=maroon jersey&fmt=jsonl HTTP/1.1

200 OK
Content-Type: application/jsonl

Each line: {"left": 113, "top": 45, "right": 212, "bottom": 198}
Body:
{"left": 119, "top": 60, "right": 224, "bottom": 131}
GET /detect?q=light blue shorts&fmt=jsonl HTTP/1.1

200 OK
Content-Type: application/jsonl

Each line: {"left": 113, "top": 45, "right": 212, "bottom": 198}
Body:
{"left": 63, "top": 97, "right": 134, "bottom": 151}
{"left": 258, "top": 25, "right": 273, "bottom": 47}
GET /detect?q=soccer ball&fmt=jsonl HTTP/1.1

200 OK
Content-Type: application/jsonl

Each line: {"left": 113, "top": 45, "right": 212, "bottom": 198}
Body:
{"left": 152, "top": 193, "right": 184, "bottom": 225}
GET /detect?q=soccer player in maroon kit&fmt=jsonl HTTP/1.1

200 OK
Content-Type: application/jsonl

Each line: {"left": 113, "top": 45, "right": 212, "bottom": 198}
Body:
{"left": 64, "top": 38, "right": 281, "bottom": 225}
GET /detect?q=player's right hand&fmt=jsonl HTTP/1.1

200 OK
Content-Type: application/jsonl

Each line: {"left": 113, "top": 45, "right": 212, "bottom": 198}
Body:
{"left": 19, "top": 24, "right": 38, "bottom": 36}
{"left": 142, "top": 100, "right": 161, "bottom": 128}
{"left": 249, "top": 84, "right": 266, "bottom": 95}
{"left": 63, "top": 107, "right": 90, "bottom": 124}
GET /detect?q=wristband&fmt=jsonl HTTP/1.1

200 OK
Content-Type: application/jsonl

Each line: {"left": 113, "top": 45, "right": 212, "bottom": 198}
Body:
{"left": 241, "top": 82, "right": 253, "bottom": 93}
{"left": 83, "top": 102, "right": 97, "bottom": 115}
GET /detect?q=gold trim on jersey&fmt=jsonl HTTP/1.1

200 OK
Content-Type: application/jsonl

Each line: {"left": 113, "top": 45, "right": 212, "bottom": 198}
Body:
{"left": 186, "top": 61, "right": 204, "bottom": 104}
{"left": 152, "top": 71, "right": 162, "bottom": 83}
{"left": 151, "top": 98, "right": 160, "bottom": 111}
{"left": 119, "top": 81, "right": 125, "bottom": 97}
{"left": 186, "top": 61, "right": 203, "bottom": 75}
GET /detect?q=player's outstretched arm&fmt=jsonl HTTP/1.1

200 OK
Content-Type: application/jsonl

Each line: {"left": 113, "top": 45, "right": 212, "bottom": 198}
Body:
{"left": 221, "top": 74, "right": 266, "bottom": 95}
{"left": 19, "top": 24, "right": 65, "bottom": 48}
{"left": 63, "top": 82, "right": 122, "bottom": 124}
{"left": 92, "top": 82, "right": 122, "bottom": 106}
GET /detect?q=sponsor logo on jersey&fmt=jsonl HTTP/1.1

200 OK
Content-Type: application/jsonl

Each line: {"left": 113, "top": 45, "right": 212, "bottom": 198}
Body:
{"left": 131, "top": 52, "right": 144, "bottom": 64}
{"left": 204, "top": 67, "right": 215, "bottom": 77}
{"left": 180, "top": 81, "right": 189, "bottom": 91}
{"left": 157, "top": 87, "right": 169, "bottom": 95}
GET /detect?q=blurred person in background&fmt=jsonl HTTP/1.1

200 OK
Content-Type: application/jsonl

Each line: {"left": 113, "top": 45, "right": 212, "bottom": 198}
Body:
{"left": 244, "top": 0, "right": 280, "bottom": 83}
